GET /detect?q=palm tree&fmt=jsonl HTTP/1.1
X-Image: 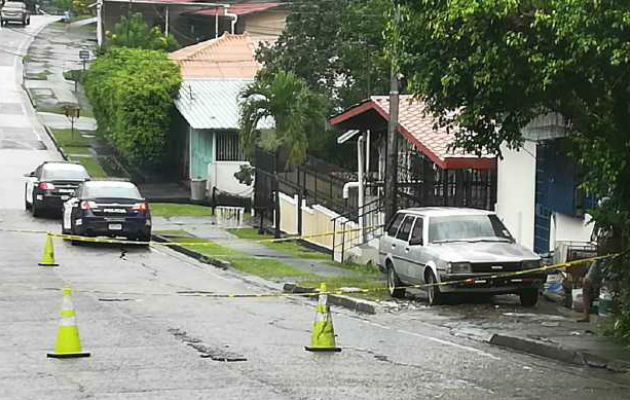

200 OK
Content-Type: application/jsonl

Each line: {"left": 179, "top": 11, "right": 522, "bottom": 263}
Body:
{"left": 239, "top": 70, "right": 327, "bottom": 168}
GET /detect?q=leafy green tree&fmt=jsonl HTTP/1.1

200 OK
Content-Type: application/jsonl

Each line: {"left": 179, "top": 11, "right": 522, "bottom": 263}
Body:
{"left": 394, "top": 0, "right": 629, "bottom": 338}
{"left": 105, "top": 13, "right": 179, "bottom": 52}
{"left": 71, "top": 0, "right": 92, "bottom": 15}
{"left": 84, "top": 47, "right": 181, "bottom": 167}
{"left": 257, "top": 0, "right": 391, "bottom": 112}
{"left": 239, "top": 70, "right": 328, "bottom": 167}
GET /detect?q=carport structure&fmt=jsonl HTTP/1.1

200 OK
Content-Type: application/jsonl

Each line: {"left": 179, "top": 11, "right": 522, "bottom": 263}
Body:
{"left": 330, "top": 95, "right": 497, "bottom": 211}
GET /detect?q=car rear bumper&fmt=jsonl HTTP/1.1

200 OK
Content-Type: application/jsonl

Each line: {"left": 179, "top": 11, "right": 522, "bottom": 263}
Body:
{"left": 1, "top": 14, "right": 26, "bottom": 21}
{"left": 438, "top": 273, "right": 545, "bottom": 294}
{"left": 75, "top": 217, "right": 151, "bottom": 238}
{"left": 34, "top": 193, "right": 72, "bottom": 212}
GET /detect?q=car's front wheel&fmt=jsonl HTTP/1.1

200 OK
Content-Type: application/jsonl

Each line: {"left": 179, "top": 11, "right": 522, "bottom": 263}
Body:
{"left": 387, "top": 264, "right": 405, "bottom": 298}
{"left": 519, "top": 288, "right": 539, "bottom": 307}
{"left": 426, "top": 270, "right": 443, "bottom": 306}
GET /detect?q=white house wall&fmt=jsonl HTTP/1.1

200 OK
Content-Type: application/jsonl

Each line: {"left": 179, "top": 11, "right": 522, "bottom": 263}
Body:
{"left": 550, "top": 212, "right": 594, "bottom": 251}
{"left": 495, "top": 141, "right": 537, "bottom": 250}
{"left": 208, "top": 161, "right": 254, "bottom": 197}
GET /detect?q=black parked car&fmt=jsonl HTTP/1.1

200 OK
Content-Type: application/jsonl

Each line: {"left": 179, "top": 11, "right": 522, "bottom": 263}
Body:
{"left": 25, "top": 161, "right": 90, "bottom": 217}
{"left": 61, "top": 180, "right": 151, "bottom": 243}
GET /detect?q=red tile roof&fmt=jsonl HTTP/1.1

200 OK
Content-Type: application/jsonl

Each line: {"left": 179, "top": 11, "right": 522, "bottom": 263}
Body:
{"left": 184, "top": 2, "right": 281, "bottom": 17}
{"left": 330, "top": 95, "right": 495, "bottom": 170}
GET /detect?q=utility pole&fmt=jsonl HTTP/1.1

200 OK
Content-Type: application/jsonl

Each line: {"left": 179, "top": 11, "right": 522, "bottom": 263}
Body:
{"left": 384, "top": 6, "right": 400, "bottom": 223}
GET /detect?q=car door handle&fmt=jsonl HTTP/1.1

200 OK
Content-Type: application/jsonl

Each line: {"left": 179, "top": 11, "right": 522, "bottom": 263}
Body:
{"left": 405, "top": 247, "right": 410, "bottom": 253}
{"left": 391, "top": 244, "right": 396, "bottom": 248}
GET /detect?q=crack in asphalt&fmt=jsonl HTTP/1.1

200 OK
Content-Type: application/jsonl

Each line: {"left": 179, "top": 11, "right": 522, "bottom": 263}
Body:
{"left": 168, "top": 328, "right": 247, "bottom": 362}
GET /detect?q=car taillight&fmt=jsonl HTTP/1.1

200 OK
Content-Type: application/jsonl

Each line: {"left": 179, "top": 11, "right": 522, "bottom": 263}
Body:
{"left": 81, "top": 201, "right": 97, "bottom": 210}
{"left": 132, "top": 202, "right": 148, "bottom": 212}
{"left": 39, "top": 182, "right": 55, "bottom": 190}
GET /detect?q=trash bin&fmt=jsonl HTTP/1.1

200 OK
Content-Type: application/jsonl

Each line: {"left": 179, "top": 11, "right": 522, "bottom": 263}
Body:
{"left": 190, "top": 179, "right": 207, "bottom": 201}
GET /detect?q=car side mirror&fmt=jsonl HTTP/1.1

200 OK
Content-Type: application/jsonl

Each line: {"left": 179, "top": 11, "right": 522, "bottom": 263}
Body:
{"left": 24, "top": 172, "right": 35, "bottom": 177}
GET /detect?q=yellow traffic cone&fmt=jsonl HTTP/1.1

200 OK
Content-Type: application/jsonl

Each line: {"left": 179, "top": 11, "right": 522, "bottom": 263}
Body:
{"left": 38, "top": 233, "right": 59, "bottom": 267}
{"left": 47, "top": 287, "right": 90, "bottom": 358}
{"left": 305, "top": 283, "right": 341, "bottom": 352}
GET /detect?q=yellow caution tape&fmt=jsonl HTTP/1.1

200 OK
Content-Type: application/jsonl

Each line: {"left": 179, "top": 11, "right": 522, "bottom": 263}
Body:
{"left": 1, "top": 252, "right": 625, "bottom": 299}
{"left": 0, "top": 225, "right": 383, "bottom": 247}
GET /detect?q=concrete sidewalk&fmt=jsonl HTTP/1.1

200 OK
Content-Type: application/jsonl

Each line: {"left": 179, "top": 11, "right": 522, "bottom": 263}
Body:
{"left": 400, "top": 293, "right": 630, "bottom": 372}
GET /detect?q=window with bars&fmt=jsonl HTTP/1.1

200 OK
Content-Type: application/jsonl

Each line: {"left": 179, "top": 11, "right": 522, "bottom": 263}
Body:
{"left": 216, "top": 132, "right": 245, "bottom": 161}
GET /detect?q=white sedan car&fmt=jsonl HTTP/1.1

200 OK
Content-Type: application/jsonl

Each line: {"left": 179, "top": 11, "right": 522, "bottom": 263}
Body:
{"left": 379, "top": 208, "right": 543, "bottom": 306}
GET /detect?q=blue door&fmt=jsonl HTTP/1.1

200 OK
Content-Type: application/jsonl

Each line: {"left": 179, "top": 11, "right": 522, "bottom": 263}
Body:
{"left": 190, "top": 129, "right": 213, "bottom": 179}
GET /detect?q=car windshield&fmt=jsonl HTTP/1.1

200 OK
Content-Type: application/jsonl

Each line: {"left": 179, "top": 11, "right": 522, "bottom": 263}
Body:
{"left": 429, "top": 214, "right": 513, "bottom": 243}
{"left": 41, "top": 164, "right": 89, "bottom": 181}
{"left": 83, "top": 183, "right": 142, "bottom": 199}
{"left": 4, "top": 2, "right": 25, "bottom": 9}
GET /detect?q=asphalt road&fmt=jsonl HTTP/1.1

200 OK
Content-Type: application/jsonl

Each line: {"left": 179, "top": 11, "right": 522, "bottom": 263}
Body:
{"left": 0, "top": 16, "right": 628, "bottom": 400}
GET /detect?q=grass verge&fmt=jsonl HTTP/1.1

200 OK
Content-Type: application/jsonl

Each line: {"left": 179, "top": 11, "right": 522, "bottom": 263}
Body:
{"left": 228, "top": 228, "right": 329, "bottom": 260}
{"left": 150, "top": 203, "right": 214, "bottom": 217}
{"left": 76, "top": 158, "right": 107, "bottom": 177}
{"left": 49, "top": 128, "right": 90, "bottom": 147}
{"left": 157, "top": 232, "right": 313, "bottom": 280}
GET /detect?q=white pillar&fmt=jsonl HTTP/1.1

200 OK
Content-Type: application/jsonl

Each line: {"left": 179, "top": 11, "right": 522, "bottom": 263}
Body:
{"left": 357, "top": 133, "right": 365, "bottom": 242}
{"left": 165, "top": 7, "right": 169, "bottom": 36}
{"left": 96, "top": 1, "right": 103, "bottom": 47}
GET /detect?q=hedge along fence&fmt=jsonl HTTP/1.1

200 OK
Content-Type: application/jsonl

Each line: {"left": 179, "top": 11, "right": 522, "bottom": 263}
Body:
{"left": 84, "top": 47, "right": 181, "bottom": 168}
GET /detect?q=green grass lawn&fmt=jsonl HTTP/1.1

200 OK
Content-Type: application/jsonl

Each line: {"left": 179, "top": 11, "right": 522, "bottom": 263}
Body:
{"left": 228, "top": 228, "right": 330, "bottom": 260}
{"left": 64, "top": 146, "right": 92, "bottom": 155}
{"left": 50, "top": 128, "right": 90, "bottom": 147}
{"left": 150, "top": 203, "right": 214, "bottom": 217}
{"left": 161, "top": 233, "right": 312, "bottom": 280}
{"left": 77, "top": 158, "right": 107, "bottom": 178}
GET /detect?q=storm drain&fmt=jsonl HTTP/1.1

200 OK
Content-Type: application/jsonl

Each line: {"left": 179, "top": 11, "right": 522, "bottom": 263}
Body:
{"left": 168, "top": 328, "right": 247, "bottom": 362}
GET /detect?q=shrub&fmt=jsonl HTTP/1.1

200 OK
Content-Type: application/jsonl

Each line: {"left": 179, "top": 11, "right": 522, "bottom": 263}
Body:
{"left": 104, "top": 13, "right": 179, "bottom": 52}
{"left": 83, "top": 47, "right": 181, "bottom": 167}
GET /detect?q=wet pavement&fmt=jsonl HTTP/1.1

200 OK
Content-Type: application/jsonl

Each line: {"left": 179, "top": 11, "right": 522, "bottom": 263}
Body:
{"left": 22, "top": 18, "right": 97, "bottom": 131}
{"left": 0, "top": 16, "right": 628, "bottom": 400}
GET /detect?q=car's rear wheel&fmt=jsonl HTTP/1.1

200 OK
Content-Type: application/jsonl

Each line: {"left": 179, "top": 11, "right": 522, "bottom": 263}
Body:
{"left": 69, "top": 219, "right": 81, "bottom": 245}
{"left": 138, "top": 233, "right": 151, "bottom": 244}
{"left": 519, "top": 288, "right": 539, "bottom": 307}
{"left": 31, "top": 199, "right": 41, "bottom": 217}
{"left": 426, "top": 270, "right": 443, "bottom": 306}
{"left": 387, "top": 264, "right": 405, "bottom": 298}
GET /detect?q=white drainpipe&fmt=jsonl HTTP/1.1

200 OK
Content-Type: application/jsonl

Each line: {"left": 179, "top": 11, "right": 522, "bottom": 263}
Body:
{"left": 342, "top": 182, "right": 359, "bottom": 199}
{"left": 224, "top": 7, "right": 238, "bottom": 34}
{"left": 341, "top": 134, "right": 366, "bottom": 242}
{"left": 215, "top": 9, "right": 219, "bottom": 38}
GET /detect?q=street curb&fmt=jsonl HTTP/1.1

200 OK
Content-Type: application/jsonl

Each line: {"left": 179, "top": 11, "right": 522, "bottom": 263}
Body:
{"left": 283, "top": 283, "right": 378, "bottom": 315}
{"left": 151, "top": 234, "right": 230, "bottom": 270}
{"left": 488, "top": 333, "right": 630, "bottom": 372}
